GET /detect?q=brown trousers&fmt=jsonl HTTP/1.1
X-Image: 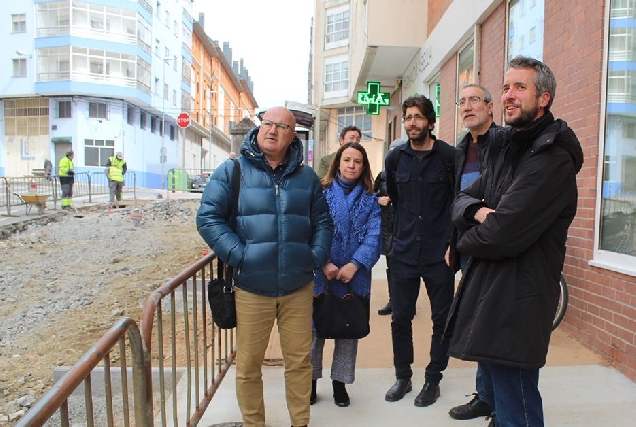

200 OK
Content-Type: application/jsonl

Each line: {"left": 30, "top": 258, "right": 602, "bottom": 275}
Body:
{"left": 235, "top": 282, "right": 314, "bottom": 427}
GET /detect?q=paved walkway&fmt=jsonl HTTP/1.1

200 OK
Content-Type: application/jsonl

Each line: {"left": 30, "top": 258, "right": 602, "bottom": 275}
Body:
{"left": 198, "top": 257, "right": 636, "bottom": 427}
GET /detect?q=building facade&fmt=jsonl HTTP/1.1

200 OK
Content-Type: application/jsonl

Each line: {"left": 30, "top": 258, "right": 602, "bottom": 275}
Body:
{"left": 312, "top": 0, "right": 636, "bottom": 381}
{"left": 0, "top": 0, "right": 256, "bottom": 189}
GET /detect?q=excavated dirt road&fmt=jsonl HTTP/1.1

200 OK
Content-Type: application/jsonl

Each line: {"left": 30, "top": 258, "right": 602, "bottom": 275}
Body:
{"left": 0, "top": 199, "right": 208, "bottom": 423}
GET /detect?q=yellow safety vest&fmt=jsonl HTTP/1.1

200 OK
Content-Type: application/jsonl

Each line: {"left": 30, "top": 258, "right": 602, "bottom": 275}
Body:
{"left": 59, "top": 156, "right": 74, "bottom": 177}
{"left": 108, "top": 157, "right": 125, "bottom": 182}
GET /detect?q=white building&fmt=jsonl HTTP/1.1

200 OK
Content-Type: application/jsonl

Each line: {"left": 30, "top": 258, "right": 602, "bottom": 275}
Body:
{"left": 0, "top": 0, "right": 196, "bottom": 189}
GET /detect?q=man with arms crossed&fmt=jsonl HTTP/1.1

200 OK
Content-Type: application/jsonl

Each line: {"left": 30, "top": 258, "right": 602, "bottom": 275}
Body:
{"left": 446, "top": 56, "right": 583, "bottom": 426}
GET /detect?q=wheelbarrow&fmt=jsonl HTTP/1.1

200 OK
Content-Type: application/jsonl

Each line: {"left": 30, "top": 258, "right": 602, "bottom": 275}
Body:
{"left": 17, "top": 194, "right": 50, "bottom": 215}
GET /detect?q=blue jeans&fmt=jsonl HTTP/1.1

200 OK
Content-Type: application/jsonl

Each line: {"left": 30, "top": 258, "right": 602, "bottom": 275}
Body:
{"left": 478, "top": 361, "right": 544, "bottom": 427}
{"left": 389, "top": 258, "right": 454, "bottom": 384}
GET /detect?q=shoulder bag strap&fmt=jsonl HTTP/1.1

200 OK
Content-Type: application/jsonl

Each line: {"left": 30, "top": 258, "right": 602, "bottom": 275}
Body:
{"left": 224, "top": 158, "right": 240, "bottom": 285}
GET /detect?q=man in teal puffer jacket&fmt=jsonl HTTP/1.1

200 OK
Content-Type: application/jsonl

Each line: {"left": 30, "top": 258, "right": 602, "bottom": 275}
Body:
{"left": 197, "top": 106, "right": 333, "bottom": 427}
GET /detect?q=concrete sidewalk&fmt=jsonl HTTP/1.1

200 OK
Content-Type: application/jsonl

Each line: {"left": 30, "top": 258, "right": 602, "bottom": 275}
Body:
{"left": 198, "top": 257, "right": 636, "bottom": 426}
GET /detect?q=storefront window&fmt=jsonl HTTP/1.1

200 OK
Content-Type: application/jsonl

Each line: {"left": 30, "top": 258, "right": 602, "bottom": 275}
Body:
{"left": 600, "top": 0, "right": 636, "bottom": 256}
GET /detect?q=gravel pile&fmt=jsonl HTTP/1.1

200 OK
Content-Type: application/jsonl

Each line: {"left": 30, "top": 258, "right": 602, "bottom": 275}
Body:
{"left": 0, "top": 199, "right": 204, "bottom": 424}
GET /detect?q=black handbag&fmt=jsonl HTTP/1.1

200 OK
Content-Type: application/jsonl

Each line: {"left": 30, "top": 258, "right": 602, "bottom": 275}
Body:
{"left": 313, "top": 280, "right": 371, "bottom": 339}
{"left": 207, "top": 159, "right": 240, "bottom": 329}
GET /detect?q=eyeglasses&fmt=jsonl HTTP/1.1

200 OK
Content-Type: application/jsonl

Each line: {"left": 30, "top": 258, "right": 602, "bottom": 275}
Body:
{"left": 456, "top": 96, "right": 484, "bottom": 107}
{"left": 261, "top": 119, "right": 293, "bottom": 132}
{"left": 402, "top": 114, "right": 426, "bottom": 123}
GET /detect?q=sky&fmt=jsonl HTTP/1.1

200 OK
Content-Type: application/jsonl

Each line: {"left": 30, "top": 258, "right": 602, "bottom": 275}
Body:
{"left": 193, "top": 1, "right": 315, "bottom": 111}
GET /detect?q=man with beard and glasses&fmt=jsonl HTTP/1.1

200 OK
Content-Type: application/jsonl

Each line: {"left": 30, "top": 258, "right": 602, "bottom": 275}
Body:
{"left": 383, "top": 95, "right": 456, "bottom": 408}
{"left": 445, "top": 56, "right": 583, "bottom": 426}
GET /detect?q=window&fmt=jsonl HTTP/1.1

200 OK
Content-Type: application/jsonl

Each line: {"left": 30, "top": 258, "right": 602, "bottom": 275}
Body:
{"left": 456, "top": 39, "right": 475, "bottom": 144}
{"left": 140, "top": 111, "right": 146, "bottom": 129}
{"left": 58, "top": 100, "right": 71, "bottom": 118}
{"left": 3, "top": 98, "right": 49, "bottom": 136}
{"left": 150, "top": 116, "right": 157, "bottom": 133}
{"left": 612, "top": 0, "right": 636, "bottom": 18}
{"left": 508, "top": 0, "right": 544, "bottom": 61}
{"left": 90, "top": 61, "right": 104, "bottom": 74}
{"left": 172, "top": 89, "right": 177, "bottom": 106}
{"left": 88, "top": 101, "right": 107, "bottom": 119}
{"left": 325, "top": 57, "right": 348, "bottom": 94}
{"left": 11, "top": 14, "right": 26, "bottom": 32}
{"left": 12, "top": 58, "right": 26, "bottom": 77}
{"left": 169, "top": 125, "right": 176, "bottom": 141}
{"left": 164, "top": 83, "right": 169, "bottom": 100}
{"left": 85, "top": 139, "right": 114, "bottom": 166}
{"left": 598, "top": 0, "right": 636, "bottom": 264}
{"left": 610, "top": 27, "right": 636, "bottom": 61}
{"left": 325, "top": 7, "right": 349, "bottom": 45}
{"left": 127, "top": 106, "right": 135, "bottom": 125}
{"left": 336, "top": 106, "right": 371, "bottom": 139}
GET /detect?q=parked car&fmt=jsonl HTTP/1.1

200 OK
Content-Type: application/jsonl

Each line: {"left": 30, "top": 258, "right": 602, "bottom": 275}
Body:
{"left": 190, "top": 173, "right": 210, "bottom": 192}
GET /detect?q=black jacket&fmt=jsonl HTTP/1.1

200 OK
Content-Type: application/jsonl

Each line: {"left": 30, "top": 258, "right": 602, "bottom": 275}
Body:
{"left": 385, "top": 138, "right": 455, "bottom": 266}
{"left": 445, "top": 112, "right": 584, "bottom": 369}
{"left": 448, "top": 123, "right": 505, "bottom": 272}
{"left": 374, "top": 170, "right": 393, "bottom": 256}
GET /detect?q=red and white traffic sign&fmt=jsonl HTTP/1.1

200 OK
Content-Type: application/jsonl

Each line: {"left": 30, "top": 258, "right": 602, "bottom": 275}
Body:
{"left": 177, "top": 112, "right": 191, "bottom": 128}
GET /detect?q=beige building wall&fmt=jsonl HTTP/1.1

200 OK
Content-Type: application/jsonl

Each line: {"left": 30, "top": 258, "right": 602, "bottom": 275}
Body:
{"left": 313, "top": 0, "right": 425, "bottom": 176}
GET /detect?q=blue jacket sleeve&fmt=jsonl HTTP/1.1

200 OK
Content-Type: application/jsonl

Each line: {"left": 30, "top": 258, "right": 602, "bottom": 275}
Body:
{"left": 196, "top": 161, "right": 245, "bottom": 267}
{"left": 309, "top": 173, "right": 333, "bottom": 268}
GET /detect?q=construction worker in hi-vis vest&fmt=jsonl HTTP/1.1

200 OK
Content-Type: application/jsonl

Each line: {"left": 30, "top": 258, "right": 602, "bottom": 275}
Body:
{"left": 58, "top": 151, "right": 75, "bottom": 209}
{"left": 106, "top": 152, "right": 127, "bottom": 208}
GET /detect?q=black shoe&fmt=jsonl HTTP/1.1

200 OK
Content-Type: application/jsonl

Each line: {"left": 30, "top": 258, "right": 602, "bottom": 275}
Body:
{"left": 384, "top": 378, "right": 412, "bottom": 402}
{"left": 378, "top": 301, "right": 392, "bottom": 315}
{"left": 310, "top": 380, "right": 317, "bottom": 405}
{"left": 486, "top": 414, "right": 495, "bottom": 427}
{"left": 448, "top": 393, "right": 492, "bottom": 420}
{"left": 332, "top": 380, "right": 350, "bottom": 407}
{"left": 414, "top": 382, "right": 440, "bottom": 407}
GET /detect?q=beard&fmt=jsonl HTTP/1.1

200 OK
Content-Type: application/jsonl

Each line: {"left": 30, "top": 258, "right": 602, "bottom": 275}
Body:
{"left": 407, "top": 127, "right": 429, "bottom": 146}
{"left": 505, "top": 103, "right": 540, "bottom": 129}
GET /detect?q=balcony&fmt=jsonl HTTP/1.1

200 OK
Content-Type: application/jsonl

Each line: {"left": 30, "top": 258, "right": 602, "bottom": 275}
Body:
{"left": 348, "top": 0, "right": 427, "bottom": 96}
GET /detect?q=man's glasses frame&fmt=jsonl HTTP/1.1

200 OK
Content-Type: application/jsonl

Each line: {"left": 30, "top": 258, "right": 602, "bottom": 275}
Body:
{"left": 456, "top": 96, "right": 484, "bottom": 107}
{"left": 402, "top": 114, "right": 427, "bottom": 123}
{"left": 260, "top": 119, "right": 294, "bottom": 132}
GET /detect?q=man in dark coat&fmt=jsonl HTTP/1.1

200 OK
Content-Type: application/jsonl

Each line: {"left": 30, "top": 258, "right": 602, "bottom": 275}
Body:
{"left": 446, "top": 84, "right": 503, "bottom": 421}
{"left": 446, "top": 56, "right": 584, "bottom": 426}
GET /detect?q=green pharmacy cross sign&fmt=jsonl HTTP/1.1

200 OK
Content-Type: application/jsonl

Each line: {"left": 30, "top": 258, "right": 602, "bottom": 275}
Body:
{"left": 357, "top": 81, "right": 390, "bottom": 115}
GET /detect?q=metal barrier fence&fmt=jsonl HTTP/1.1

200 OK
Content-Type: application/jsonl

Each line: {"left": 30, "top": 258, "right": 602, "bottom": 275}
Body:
{"left": 0, "top": 172, "right": 136, "bottom": 213}
{"left": 15, "top": 317, "right": 152, "bottom": 427}
{"left": 141, "top": 252, "right": 236, "bottom": 426}
{"left": 17, "top": 252, "right": 237, "bottom": 426}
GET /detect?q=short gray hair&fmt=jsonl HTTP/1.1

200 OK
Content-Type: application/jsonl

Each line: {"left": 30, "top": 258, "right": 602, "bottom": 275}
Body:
{"left": 461, "top": 83, "right": 492, "bottom": 103}
{"left": 507, "top": 55, "right": 557, "bottom": 111}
